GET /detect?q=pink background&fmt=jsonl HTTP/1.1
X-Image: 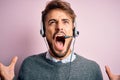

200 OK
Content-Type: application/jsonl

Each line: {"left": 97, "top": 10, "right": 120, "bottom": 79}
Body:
{"left": 0, "top": 0, "right": 120, "bottom": 79}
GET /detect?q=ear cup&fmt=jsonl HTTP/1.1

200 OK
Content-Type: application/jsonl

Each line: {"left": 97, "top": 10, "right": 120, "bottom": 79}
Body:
{"left": 73, "top": 27, "right": 79, "bottom": 37}
{"left": 40, "top": 29, "right": 45, "bottom": 37}
{"left": 40, "top": 21, "right": 45, "bottom": 37}
{"left": 73, "top": 20, "right": 79, "bottom": 38}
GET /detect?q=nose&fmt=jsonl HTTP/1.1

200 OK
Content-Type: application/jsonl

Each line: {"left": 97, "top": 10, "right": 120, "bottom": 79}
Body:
{"left": 55, "top": 22, "right": 63, "bottom": 31}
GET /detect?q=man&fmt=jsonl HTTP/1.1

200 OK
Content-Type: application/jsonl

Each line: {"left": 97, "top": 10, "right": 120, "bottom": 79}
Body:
{"left": 0, "top": 0, "right": 119, "bottom": 80}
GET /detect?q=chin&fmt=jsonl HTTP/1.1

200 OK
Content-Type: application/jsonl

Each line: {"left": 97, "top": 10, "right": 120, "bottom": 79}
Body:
{"left": 52, "top": 48, "right": 70, "bottom": 58}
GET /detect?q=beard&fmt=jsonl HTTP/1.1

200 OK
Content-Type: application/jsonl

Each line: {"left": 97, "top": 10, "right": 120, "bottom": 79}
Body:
{"left": 46, "top": 39, "right": 72, "bottom": 58}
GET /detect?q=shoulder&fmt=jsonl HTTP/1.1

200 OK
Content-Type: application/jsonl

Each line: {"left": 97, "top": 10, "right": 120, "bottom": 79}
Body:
{"left": 26, "top": 52, "right": 46, "bottom": 60}
{"left": 75, "top": 54, "right": 101, "bottom": 72}
{"left": 21, "top": 52, "right": 47, "bottom": 66}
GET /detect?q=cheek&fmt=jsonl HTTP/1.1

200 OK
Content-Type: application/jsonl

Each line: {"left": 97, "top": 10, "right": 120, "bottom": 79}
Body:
{"left": 66, "top": 27, "right": 73, "bottom": 35}
{"left": 45, "top": 28, "right": 54, "bottom": 40}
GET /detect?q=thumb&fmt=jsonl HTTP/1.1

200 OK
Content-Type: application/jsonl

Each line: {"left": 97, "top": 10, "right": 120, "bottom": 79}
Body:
{"left": 9, "top": 56, "right": 18, "bottom": 68}
{"left": 105, "top": 65, "right": 112, "bottom": 79}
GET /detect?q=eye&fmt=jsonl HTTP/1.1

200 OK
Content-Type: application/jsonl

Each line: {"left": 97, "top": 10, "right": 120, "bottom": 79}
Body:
{"left": 62, "top": 19, "right": 70, "bottom": 24}
{"left": 48, "top": 20, "right": 57, "bottom": 25}
{"left": 49, "top": 21, "right": 54, "bottom": 25}
{"left": 63, "top": 20, "right": 69, "bottom": 24}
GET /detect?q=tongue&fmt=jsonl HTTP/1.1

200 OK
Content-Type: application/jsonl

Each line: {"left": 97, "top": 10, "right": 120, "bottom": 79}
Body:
{"left": 55, "top": 41, "right": 64, "bottom": 51}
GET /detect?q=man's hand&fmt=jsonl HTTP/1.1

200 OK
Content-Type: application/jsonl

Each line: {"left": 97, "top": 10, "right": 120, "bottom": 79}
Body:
{"left": 105, "top": 65, "right": 120, "bottom": 80}
{"left": 0, "top": 56, "right": 18, "bottom": 80}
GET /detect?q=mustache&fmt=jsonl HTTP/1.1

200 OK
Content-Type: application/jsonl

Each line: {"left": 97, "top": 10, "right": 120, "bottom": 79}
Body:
{"left": 53, "top": 31, "right": 65, "bottom": 39}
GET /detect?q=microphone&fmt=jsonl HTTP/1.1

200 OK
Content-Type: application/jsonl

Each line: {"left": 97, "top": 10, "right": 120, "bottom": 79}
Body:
{"left": 64, "top": 36, "right": 73, "bottom": 39}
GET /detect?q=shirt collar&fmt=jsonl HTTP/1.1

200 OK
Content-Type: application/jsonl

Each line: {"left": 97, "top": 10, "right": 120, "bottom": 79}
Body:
{"left": 46, "top": 51, "right": 76, "bottom": 63}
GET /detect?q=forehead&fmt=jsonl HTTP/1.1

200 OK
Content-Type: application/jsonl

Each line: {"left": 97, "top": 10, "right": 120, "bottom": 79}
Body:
{"left": 46, "top": 9, "right": 72, "bottom": 21}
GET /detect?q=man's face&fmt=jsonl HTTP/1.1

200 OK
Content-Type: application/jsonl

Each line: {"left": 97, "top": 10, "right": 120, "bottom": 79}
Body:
{"left": 45, "top": 9, "right": 74, "bottom": 59}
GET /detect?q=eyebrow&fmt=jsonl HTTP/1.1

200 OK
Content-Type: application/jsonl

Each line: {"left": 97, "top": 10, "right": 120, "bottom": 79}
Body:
{"left": 62, "top": 19, "right": 70, "bottom": 22}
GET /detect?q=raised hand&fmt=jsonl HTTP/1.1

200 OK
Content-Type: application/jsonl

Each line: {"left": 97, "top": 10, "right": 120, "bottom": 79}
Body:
{"left": 105, "top": 65, "right": 120, "bottom": 80}
{"left": 0, "top": 56, "right": 18, "bottom": 80}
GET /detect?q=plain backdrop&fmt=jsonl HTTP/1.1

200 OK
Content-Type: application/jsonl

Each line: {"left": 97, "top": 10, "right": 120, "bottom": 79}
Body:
{"left": 0, "top": 0, "right": 120, "bottom": 80}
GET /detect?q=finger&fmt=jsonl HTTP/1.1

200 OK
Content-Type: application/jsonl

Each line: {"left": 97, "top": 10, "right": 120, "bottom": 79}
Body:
{"left": 9, "top": 56, "right": 18, "bottom": 68}
{"left": 105, "top": 65, "right": 112, "bottom": 79}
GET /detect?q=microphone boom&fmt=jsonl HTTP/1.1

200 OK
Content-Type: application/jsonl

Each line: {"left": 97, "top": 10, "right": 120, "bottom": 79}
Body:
{"left": 64, "top": 36, "right": 73, "bottom": 39}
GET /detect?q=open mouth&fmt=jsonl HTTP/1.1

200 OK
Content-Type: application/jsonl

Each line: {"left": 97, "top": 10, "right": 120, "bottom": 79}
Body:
{"left": 54, "top": 36, "right": 65, "bottom": 50}
{"left": 56, "top": 36, "right": 65, "bottom": 45}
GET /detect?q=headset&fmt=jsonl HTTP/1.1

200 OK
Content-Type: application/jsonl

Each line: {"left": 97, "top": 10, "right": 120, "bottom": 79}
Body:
{"left": 40, "top": 20, "right": 79, "bottom": 38}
